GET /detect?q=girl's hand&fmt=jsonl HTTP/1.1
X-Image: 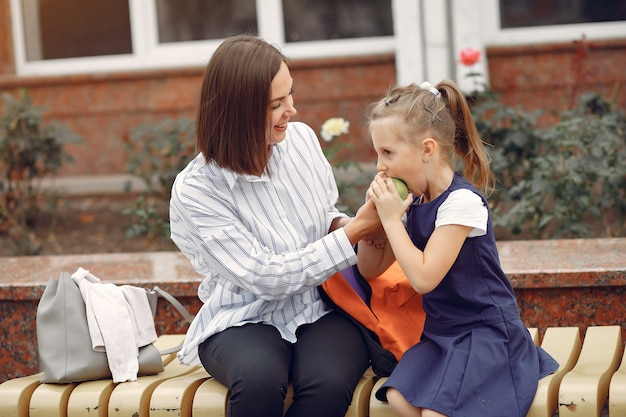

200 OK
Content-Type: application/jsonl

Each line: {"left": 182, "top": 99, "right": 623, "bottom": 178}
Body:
{"left": 368, "top": 174, "right": 412, "bottom": 223}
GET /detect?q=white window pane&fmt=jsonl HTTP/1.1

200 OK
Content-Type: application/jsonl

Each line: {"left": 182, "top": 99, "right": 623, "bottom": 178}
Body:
{"left": 21, "top": 0, "right": 132, "bottom": 61}
{"left": 156, "top": 0, "right": 257, "bottom": 43}
{"left": 500, "top": 0, "right": 626, "bottom": 28}
{"left": 282, "top": 0, "right": 393, "bottom": 42}
{"left": 11, "top": 0, "right": 396, "bottom": 75}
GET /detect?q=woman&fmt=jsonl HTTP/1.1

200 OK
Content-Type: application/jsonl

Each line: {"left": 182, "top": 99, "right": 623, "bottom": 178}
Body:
{"left": 169, "top": 35, "right": 382, "bottom": 417}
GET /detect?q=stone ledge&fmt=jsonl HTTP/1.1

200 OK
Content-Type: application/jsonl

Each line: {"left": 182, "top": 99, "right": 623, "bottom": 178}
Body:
{"left": 0, "top": 238, "right": 624, "bottom": 383}
{"left": 0, "top": 251, "right": 202, "bottom": 301}
{"left": 497, "top": 237, "right": 626, "bottom": 288}
{"left": 1, "top": 238, "right": 623, "bottom": 300}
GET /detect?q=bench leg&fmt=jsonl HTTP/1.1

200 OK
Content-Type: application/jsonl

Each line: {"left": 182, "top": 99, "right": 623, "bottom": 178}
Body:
{"left": 558, "top": 326, "right": 622, "bottom": 417}
{"left": 608, "top": 345, "right": 626, "bottom": 417}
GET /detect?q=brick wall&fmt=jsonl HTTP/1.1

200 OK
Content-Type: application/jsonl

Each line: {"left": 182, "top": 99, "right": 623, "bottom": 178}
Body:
{"left": 0, "top": 55, "right": 395, "bottom": 177}
{"left": 487, "top": 37, "right": 626, "bottom": 127}
{"left": 1, "top": 0, "right": 624, "bottom": 178}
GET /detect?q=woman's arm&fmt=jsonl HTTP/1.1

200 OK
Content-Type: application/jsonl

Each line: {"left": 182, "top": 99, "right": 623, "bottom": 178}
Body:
{"left": 339, "top": 199, "right": 385, "bottom": 245}
{"left": 170, "top": 180, "right": 359, "bottom": 301}
{"left": 329, "top": 199, "right": 395, "bottom": 277}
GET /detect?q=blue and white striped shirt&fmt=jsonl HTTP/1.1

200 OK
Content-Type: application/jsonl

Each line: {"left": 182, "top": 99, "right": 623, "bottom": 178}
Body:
{"left": 170, "top": 122, "right": 357, "bottom": 366}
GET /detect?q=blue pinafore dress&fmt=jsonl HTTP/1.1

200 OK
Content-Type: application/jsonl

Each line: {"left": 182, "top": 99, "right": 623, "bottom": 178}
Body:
{"left": 376, "top": 174, "right": 558, "bottom": 417}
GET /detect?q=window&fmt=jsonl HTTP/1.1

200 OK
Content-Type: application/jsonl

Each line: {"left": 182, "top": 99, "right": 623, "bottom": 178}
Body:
{"left": 21, "top": 0, "right": 131, "bottom": 60}
{"left": 499, "top": 0, "right": 626, "bottom": 28}
{"left": 282, "top": 0, "right": 392, "bottom": 42}
{"left": 10, "top": 0, "right": 395, "bottom": 76}
{"left": 478, "top": 0, "right": 626, "bottom": 46}
{"left": 155, "top": 0, "right": 258, "bottom": 43}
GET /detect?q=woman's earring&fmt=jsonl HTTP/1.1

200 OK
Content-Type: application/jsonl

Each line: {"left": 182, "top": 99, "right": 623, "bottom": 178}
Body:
{"left": 423, "top": 159, "right": 429, "bottom": 164}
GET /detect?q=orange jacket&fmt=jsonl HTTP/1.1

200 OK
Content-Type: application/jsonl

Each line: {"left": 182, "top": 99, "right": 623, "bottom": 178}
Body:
{"left": 321, "top": 261, "right": 425, "bottom": 362}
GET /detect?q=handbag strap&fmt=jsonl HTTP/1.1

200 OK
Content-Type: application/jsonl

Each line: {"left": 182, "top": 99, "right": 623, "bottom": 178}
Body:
{"left": 149, "top": 286, "right": 195, "bottom": 355}
{"left": 152, "top": 286, "right": 195, "bottom": 324}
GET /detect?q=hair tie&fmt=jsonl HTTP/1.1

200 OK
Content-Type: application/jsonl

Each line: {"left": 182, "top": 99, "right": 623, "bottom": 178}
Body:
{"left": 420, "top": 81, "right": 440, "bottom": 98}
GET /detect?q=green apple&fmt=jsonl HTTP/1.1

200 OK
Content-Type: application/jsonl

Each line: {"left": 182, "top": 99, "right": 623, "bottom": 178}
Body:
{"left": 391, "top": 178, "right": 409, "bottom": 199}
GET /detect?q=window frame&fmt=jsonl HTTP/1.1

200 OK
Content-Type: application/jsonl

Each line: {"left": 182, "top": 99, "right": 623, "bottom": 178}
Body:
{"left": 446, "top": 0, "right": 626, "bottom": 92}
{"left": 482, "top": 0, "right": 626, "bottom": 45}
{"left": 10, "top": 0, "right": 625, "bottom": 81}
{"left": 9, "top": 0, "right": 396, "bottom": 77}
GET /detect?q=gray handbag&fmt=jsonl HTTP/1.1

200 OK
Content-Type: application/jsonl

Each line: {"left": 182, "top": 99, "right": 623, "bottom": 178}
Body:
{"left": 36, "top": 271, "right": 194, "bottom": 384}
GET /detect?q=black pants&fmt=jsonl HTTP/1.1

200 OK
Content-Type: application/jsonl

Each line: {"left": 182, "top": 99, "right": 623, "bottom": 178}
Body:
{"left": 198, "top": 312, "right": 370, "bottom": 417}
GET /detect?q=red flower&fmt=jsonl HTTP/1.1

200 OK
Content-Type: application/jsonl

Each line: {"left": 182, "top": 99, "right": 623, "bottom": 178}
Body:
{"left": 460, "top": 48, "right": 480, "bottom": 66}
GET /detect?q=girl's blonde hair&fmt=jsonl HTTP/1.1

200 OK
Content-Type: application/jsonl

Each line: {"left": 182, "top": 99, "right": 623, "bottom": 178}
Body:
{"left": 368, "top": 80, "right": 495, "bottom": 195}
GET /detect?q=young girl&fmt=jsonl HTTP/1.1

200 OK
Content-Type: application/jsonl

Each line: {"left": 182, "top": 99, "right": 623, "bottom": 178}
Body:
{"left": 357, "top": 80, "right": 558, "bottom": 417}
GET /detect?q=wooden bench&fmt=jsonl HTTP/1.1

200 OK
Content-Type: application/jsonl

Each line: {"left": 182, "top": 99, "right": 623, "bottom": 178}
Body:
{"left": 369, "top": 326, "right": 623, "bottom": 417}
{"left": 1, "top": 326, "right": 623, "bottom": 417}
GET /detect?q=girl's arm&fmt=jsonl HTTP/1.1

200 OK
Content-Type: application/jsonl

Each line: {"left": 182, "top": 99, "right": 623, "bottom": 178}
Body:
{"left": 355, "top": 237, "right": 397, "bottom": 280}
{"left": 354, "top": 175, "right": 401, "bottom": 278}
{"left": 384, "top": 220, "right": 470, "bottom": 293}
{"left": 368, "top": 175, "right": 471, "bottom": 293}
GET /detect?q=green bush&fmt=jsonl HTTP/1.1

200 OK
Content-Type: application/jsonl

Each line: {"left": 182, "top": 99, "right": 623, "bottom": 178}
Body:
{"left": 122, "top": 116, "right": 367, "bottom": 236}
{"left": 473, "top": 91, "right": 626, "bottom": 239}
{"left": 122, "top": 91, "right": 626, "bottom": 241}
{"left": 122, "top": 194, "right": 170, "bottom": 239}
{"left": 0, "top": 89, "right": 83, "bottom": 255}
{"left": 122, "top": 117, "right": 196, "bottom": 238}
{"left": 322, "top": 138, "right": 365, "bottom": 216}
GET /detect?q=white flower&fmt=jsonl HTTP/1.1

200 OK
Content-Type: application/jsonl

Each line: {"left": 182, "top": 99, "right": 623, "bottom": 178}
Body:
{"left": 320, "top": 117, "right": 350, "bottom": 142}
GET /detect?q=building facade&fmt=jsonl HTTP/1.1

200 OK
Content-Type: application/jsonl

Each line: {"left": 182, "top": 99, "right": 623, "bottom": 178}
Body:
{"left": 1, "top": 0, "right": 625, "bottom": 184}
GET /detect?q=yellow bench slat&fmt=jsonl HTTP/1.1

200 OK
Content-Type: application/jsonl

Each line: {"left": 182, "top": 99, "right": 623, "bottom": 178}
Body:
{"left": 67, "top": 334, "right": 186, "bottom": 417}
{"left": 29, "top": 382, "right": 75, "bottom": 417}
{"left": 608, "top": 345, "right": 626, "bottom": 417}
{"left": 152, "top": 334, "right": 186, "bottom": 365}
{"left": 558, "top": 325, "right": 622, "bottom": 417}
{"left": 528, "top": 328, "right": 539, "bottom": 345}
{"left": 0, "top": 373, "right": 43, "bottom": 417}
{"left": 527, "top": 326, "right": 582, "bottom": 417}
{"left": 346, "top": 369, "right": 376, "bottom": 417}
{"left": 191, "top": 378, "right": 229, "bottom": 416}
{"left": 368, "top": 377, "right": 395, "bottom": 417}
{"left": 149, "top": 367, "right": 211, "bottom": 417}
{"left": 68, "top": 380, "right": 115, "bottom": 417}
{"left": 107, "top": 359, "right": 200, "bottom": 417}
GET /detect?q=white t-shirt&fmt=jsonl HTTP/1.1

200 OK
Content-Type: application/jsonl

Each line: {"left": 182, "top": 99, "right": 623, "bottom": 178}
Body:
{"left": 435, "top": 189, "right": 488, "bottom": 237}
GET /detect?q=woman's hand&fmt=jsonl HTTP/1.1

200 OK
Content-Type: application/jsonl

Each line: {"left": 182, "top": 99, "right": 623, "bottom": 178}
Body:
{"left": 343, "top": 199, "right": 384, "bottom": 245}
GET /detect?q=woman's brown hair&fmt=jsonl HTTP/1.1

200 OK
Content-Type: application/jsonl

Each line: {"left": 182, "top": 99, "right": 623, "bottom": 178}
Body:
{"left": 196, "top": 35, "right": 286, "bottom": 175}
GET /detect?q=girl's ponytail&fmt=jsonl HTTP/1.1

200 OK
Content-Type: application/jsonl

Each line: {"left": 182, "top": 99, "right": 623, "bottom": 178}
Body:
{"left": 437, "top": 80, "right": 495, "bottom": 195}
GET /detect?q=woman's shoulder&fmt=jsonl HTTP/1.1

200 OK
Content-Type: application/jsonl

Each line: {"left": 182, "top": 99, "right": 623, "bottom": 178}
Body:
{"left": 176, "top": 153, "right": 211, "bottom": 179}
{"left": 288, "top": 121, "right": 316, "bottom": 138}
{"left": 174, "top": 153, "right": 231, "bottom": 192}
{"left": 284, "top": 121, "right": 325, "bottom": 156}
